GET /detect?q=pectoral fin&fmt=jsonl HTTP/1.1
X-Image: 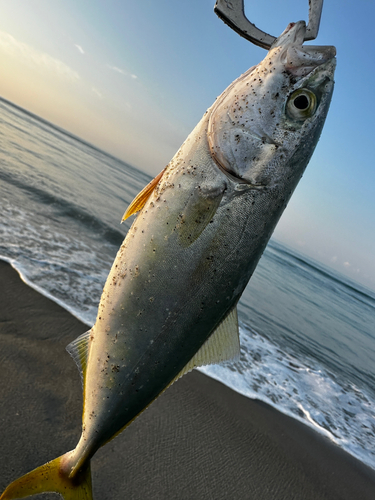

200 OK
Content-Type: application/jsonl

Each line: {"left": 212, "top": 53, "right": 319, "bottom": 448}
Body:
{"left": 177, "top": 183, "right": 225, "bottom": 247}
{"left": 122, "top": 168, "right": 166, "bottom": 221}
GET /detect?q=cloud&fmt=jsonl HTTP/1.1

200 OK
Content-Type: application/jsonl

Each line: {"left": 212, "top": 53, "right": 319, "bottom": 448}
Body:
{"left": 109, "top": 65, "right": 125, "bottom": 75}
{"left": 343, "top": 261, "right": 351, "bottom": 268}
{"left": 0, "top": 30, "right": 80, "bottom": 83}
{"left": 108, "top": 65, "right": 138, "bottom": 79}
{"left": 75, "top": 44, "right": 85, "bottom": 55}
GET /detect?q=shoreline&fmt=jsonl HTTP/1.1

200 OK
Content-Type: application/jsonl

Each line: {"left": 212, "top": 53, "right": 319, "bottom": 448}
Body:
{"left": 1, "top": 259, "right": 375, "bottom": 499}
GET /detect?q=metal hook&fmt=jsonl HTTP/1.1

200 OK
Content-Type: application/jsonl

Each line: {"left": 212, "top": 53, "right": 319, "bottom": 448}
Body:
{"left": 214, "top": 0, "right": 323, "bottom": 49}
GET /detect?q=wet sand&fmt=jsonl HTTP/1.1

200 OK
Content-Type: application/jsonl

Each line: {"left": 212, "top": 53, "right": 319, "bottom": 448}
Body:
{"left": 1, "top": 259, "right": 375, "bottom": 499}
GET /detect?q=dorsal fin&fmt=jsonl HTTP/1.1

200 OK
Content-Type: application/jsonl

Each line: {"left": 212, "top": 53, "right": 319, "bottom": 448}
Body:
{"left": 122, "top": 168, "right": 166, "bottom": 221}
{"left": 174, "top": 306, "right": 240, "bottom": 383}
{"left": 66, "top": 329, "right": 92, "bottom": 385}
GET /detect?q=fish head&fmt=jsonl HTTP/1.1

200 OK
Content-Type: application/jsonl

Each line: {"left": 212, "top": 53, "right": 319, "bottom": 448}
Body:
{"left": 207, "top": 21, "right": 336, "bottom": 188}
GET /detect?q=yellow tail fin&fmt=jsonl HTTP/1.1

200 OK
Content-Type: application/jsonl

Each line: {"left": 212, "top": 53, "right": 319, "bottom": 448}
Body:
{"left": 0, "top": 452, "right": 92, "bottom": 500}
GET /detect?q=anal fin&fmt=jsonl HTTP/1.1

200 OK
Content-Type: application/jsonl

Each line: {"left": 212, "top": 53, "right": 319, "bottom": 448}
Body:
{"left": 174, "top": 306, "right": 240, "bottom": 383}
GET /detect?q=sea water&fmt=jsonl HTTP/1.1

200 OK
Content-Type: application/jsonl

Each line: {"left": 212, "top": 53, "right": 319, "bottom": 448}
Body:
{"left": 0, "top": 97, "right": 374, "bottom": 470}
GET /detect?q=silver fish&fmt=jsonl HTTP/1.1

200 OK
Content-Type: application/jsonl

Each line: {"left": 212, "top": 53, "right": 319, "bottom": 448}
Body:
{"left": 1, "top": 21, "right": 335, "bottom": 500}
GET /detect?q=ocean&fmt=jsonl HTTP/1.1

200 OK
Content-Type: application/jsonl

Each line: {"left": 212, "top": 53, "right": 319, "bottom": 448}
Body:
{"left": 0, "top": 96, "right": 374, "bottom": 471}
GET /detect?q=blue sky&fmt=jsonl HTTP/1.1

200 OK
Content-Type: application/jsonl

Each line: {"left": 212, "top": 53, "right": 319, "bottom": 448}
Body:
{"left": 0, "top": 0, "right": 374, "bottom": 290}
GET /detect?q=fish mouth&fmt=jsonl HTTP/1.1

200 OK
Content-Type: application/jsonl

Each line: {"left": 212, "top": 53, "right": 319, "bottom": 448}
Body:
{"left": 272, "top": 21, "right": 336, "bottom": 77}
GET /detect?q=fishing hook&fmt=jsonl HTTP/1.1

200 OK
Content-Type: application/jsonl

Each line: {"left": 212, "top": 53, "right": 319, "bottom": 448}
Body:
{"left": 214, "top": 0, "right": 324, "bottom": 49}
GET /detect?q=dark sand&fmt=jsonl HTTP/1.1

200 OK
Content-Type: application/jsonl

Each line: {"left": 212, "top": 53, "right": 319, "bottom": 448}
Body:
{"left": 1, "top": 259, "right": 375, "bottom": 500}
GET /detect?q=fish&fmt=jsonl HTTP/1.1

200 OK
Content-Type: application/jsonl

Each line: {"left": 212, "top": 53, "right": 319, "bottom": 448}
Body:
{"left": 1, "top": 20, "right": 335, "bottom": 500}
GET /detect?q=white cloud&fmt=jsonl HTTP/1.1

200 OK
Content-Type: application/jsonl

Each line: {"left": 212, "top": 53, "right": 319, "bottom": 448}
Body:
{"left": 343, "top": 261, "right": 351, "bottom": 268}
{"left": 75, "top": 44, "right": 85, "bottom": 55}
{"left": 0, "top": 30, "right": 80, "bottom": 83}
{"left": 108, "top": 65, "right": 138, "bottom": 80}
{"left": 108, "top": 65, "right": 125, "bottom": 75}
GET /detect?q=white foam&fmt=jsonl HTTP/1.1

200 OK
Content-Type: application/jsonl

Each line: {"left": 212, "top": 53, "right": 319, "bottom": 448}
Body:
{"left": 199, "top": 323, "right": 375, "bottom": 470}
{"left": 0, "top": 199, "right": 109, "bottom": 326}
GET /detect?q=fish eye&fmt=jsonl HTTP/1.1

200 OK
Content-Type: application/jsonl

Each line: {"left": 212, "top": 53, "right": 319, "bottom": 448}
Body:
{"left": 286, "top": 88, "right": 317, "bottom": 121}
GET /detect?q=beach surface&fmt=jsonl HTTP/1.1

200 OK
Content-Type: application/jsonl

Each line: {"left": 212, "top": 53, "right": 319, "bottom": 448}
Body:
{"left": 1, "top": 259, "right": 375, "bottom": 500}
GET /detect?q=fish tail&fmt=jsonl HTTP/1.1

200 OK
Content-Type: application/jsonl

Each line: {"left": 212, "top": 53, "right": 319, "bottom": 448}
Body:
{"left": 0, "top": 452, "right": 92, "bottom": 500}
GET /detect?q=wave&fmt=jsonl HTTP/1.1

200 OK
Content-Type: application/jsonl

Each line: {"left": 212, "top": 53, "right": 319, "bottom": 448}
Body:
{"left": 200, "top": 321, "right": 375, "bottom": 471}
{"left": 0, "top": 168, "right": 125, "bottom": 246}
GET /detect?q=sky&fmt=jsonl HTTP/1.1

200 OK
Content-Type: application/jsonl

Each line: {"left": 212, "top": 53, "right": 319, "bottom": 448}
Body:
{"left": 0, "top": 0, "right": 374, "bottom": 290}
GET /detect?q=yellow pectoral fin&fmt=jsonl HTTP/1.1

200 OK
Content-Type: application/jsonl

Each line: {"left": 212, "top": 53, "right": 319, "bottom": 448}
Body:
{"left": 122, "top": 168, "right": 166, "bottom": 221}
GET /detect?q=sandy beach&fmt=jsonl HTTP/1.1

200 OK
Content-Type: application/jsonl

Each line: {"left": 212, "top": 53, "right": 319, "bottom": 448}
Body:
{"left": 1, "top": 259, "right": 374, "bottom": 499}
